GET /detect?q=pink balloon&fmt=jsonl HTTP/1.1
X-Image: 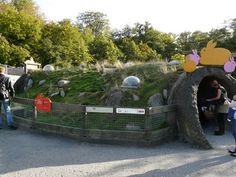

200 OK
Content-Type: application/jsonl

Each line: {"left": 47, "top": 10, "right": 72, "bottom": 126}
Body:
{"left": 224, "top": 58, "right": 236, "bottom": 73}
{"left": 189, "top": 50, "right": 200, "bottom": 65}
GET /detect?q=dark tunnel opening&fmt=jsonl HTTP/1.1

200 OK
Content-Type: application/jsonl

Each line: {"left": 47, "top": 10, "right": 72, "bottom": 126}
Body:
{"left": 197, "top": 75, "right": 233, "bottom": 131}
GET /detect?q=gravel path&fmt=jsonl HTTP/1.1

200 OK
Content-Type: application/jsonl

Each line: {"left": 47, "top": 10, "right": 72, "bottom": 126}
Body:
{"left": 0, "top": 126, "right": 236, "bottom": 177}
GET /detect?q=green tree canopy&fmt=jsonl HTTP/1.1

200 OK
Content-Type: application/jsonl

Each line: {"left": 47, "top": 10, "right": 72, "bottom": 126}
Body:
{"left": 0, "top": 4, "right": 42, "bottom": 48}
{"left": 0, "top": 33, "right": 30, "bottom": 66}
{"left": 11, "top": 0, "right": 39, "bottom": 16}
{"left": 38, "top": 19, "right": 92, "bottom": 67}
{"left": 77, "top": 11, "right": 110, "bottom": 35}
{"left": 89, "top": 33, "right": 122, "bottom": 63}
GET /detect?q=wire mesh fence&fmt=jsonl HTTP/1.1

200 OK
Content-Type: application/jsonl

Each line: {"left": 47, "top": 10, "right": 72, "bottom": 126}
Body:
{"left": 150, "top": 112, "right": 168, "bottom": 130}
{"left": 85, "top": 112, "right": 145, "bottom": 131}
{"left": 11, "top": 97, "right": 176, "bottom": 132}
{"left": 36, "top": 111, "right": 85, "bottom": 128}
{"left": 11, "top": 102, "right": 34, "bottom": 119}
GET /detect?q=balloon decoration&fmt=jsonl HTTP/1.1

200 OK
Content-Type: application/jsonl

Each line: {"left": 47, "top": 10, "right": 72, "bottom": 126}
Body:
{"left": 182, "top": 40, "right": 235, "bottom": 73}
{"left": 183, "top": 56, "right": 197, "bottom": 73}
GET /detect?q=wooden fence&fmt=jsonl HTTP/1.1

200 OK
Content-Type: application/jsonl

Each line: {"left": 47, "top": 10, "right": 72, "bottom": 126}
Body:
{"left": 11, "top": 97, "right": 177, "bottom": 146}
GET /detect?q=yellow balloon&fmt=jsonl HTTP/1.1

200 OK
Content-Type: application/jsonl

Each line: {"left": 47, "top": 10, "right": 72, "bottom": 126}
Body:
{"left": 183, "top": 59, "right": 196, "bottom": 73}
{"left": 200, "top": 40, "right": 231, "bottom": 65}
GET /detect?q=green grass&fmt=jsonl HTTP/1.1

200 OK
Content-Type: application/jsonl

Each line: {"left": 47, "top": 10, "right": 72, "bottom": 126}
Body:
{"left": 14, "top": 63, "right": 178, "bottom": 131}
{"left": 35, "top": 111, "right": 147, "bottom": 130}
{"left": 35, "top": 111, "right": 168, "bottom": 131}
{"left": 16, "top": 62, "right": 180, "bottom": 107}
{"left": 36, "top": 112, "right": 84, "bottom": 128}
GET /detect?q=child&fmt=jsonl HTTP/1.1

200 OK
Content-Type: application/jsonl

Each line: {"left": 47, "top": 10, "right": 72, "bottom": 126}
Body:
{"left": 227, "top": 95, "right": 236, "bottom": 156}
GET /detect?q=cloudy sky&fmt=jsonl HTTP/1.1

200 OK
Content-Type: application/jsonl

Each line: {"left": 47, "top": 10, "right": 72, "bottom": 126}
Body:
{"left": 35, "top": 0, "right": 236, "bottom": 34}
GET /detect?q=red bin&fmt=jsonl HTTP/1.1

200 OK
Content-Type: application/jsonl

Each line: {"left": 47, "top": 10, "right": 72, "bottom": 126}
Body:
{"left": 34, "top": 94, "right": 44, "bottom": 111}
{"left": 42, "top": 97, "right": 52, "bottom": 112}
{"left": 34, "top": 94, "right": 52, "bottom": 112}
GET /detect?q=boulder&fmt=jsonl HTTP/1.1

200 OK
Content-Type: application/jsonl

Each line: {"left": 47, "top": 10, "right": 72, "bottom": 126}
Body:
{"left": 25, "top": 78, "right": 33, "bottom": 90}
{"left": 58, "top": 80, "right": 70, "bottom": 87}
{"left": 39, "top": 80, "right": 46, "bottom": 86}
{"left": 59, "top": 88, "right": 65, "bottom": 97}
{"left": 79, "top": 92, "right": 86, "bottom": 97}
{"left": 162, "top": 89, "right": 168, "bottom": 100}
{"left": 132, "top": 94, "right": 140, "bottom": 101}
{"left": 147, "top": 93, "right": 164, "bottom": 107}
{"left": 50, "top": 92, "right": 59, "bottom": 97}
{"left": 13, "top": 73, "right": 32, "bottom": 93}
{"left": 106, "top": 87, "right": 123, "bottom": 106}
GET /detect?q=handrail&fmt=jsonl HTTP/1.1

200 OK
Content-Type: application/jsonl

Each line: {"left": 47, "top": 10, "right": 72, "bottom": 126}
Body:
{"left": 148, "top": 105, "right": 177, "bottom": 115}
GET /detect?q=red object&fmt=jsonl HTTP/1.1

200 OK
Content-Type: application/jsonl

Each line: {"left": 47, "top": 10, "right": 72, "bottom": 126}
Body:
{"left": 34, "top": 94, "right": 52, "bottom": 112}
{"left": 34, "top": 94, "right": 44, "bottom": 111}
{"left": 42, "top": 97, "right": 52, "bottom": 112}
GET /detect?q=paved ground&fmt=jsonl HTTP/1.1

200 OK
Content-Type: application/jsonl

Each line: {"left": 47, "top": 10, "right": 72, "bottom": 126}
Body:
{"left": 1, "top": 125, "right": 236, "bottom": 177}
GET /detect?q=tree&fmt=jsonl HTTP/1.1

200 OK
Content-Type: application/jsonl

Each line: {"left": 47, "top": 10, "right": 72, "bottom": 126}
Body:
{"left": 0, "top": 5, "right": 42, "bottom": 48}
{"left": 228, "top": 18, "right": 236, "bottom": 33}
{"left": 0, "top": 3, "right": 40, "bottom": 66}
{"left": 0, "top": 0, "right": 39, "bottom": 16}
{"left": 189, "top": 31, "right": 209, "bottom": 50}
{"left": 138, "top": 42, "right": 161, "bottom": 61}
{"left": 0, "top": 34, "right": 30, "bottom": 66}
{"left": 117, "top": 38, "right": 160, "bottom": 62}
{"left": 38, "top": 20, "right": 92, "bottom": 66}
{"left": 117, "top": 38, "right": 141, "bottom": 62}
{"left": 171, "top": 53, "right": 185, "bottom": 63}
{"left": 81, "top": 27, "right": 94, "bottom": 44}
{"left": 89, "top": 33, "right": 122, "bottom": 63}
{"left": 0, "top": 34, "right": 11, "bottom": 64}
{"left": 12, "top": 0, "right": 39, "bottom": 16}
{"left": 77, "top": 11, "right": 110, "bottom": 35}
{"left": 129, "top": 22, "right": 176, "bottom": 59}
{"left": 176, "top": 32, "right": 192, "bottom": 54}
{"left": 219, "top": 19, "right": 236, "bottom": 52}
{"left": 9, "top": 44, "right": 30, "bottom": 66}
{"left": 208, "top": 28, "right": 230, "bottom": 48}
{"left": 112, "top": 22, "right": 176, "bottom": 60}
{"left": 0, "top": 0, "right": 11, "bottom": 4}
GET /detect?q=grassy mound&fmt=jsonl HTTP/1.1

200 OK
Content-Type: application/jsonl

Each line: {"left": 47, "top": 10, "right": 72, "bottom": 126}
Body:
{"left": 17, "top": 63, "right": 180, "bottom": 107}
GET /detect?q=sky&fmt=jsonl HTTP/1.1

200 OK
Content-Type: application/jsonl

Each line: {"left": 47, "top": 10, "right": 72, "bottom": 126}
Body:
{"left": 34, "top": 0, "right": 236, "bottom": 34}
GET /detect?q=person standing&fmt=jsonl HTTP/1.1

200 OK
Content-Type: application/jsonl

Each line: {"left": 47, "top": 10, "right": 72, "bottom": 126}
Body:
{"left": 227, "top": 95, "right": 236, "bottom": 156}
{"left": 0, "top": 66, "right": 17, "bottom": 130}
{"left": 206, "top": 80, "right": 228, "bottom": 135}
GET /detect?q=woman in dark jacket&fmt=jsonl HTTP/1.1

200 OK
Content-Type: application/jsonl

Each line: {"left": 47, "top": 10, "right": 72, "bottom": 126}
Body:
{"left": 206, "top": 80, "right": 228, "bottom": 135}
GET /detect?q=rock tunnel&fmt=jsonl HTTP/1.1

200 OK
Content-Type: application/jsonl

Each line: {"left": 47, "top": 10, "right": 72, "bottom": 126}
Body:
{"left": 168, "top": 67, "right": 236, "bottom": 149}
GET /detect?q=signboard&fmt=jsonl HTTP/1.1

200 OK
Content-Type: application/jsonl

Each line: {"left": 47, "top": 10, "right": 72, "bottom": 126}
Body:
{"left": 86, "top": 106, "right": 113, "bottom": 113}
{"left": 116, "top": 108, "right": 145, "bottom": 115}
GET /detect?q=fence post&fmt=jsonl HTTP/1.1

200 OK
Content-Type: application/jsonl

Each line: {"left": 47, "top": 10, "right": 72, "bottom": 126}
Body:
{"left": 113, "top": 106, "right": 116, "bottom": 121}
{"left": 145, "top": 107, "right": 151, "bottom": 141}
{"left": 166, "top": 106, "right": 177, "bottom": 127}
{"left": 33, "top": 106, "right": 37, "bottom": 120}
{"left": 31, "top": 105, "right": 37, "bottom": 129}
{"left": 83, "top": 106, "right": 87, "bottom": 137}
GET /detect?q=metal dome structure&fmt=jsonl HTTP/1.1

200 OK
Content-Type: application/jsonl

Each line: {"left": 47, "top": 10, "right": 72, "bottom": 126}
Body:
{"left": 43, "top": 64, "right": 55, "bottom": 72}
{"left": 121, "top": 76, "right": 140, "bottom": 88}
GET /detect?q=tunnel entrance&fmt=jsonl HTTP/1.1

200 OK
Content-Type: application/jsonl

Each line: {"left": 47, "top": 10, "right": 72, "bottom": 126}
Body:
{"left": 197, "top": 75, "right": 222, "bottom": 128}
{"left": 168, "top": 67, "right": 236, "bottom": 149}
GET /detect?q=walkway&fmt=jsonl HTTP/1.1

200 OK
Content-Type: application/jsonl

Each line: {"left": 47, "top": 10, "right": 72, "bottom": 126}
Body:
{"left": 0, "top": 127, "right": 236, "bottom": 177}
